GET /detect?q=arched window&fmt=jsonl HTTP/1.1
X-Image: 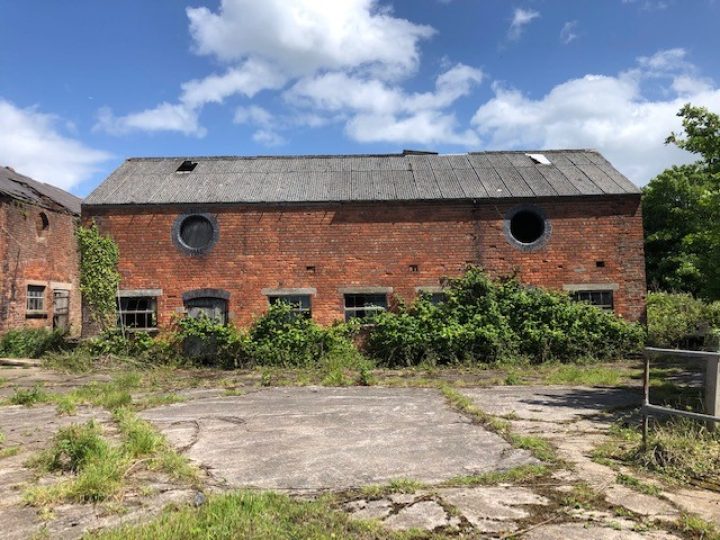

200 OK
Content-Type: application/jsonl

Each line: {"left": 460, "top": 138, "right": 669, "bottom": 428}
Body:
{"left": 182, "top": 289, "right": 229, "bottom": 324}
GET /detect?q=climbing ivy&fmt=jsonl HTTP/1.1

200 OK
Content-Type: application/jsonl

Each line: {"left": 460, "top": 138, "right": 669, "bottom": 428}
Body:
{"left": 77, "top": 223, "right": 120, "bottom": 330}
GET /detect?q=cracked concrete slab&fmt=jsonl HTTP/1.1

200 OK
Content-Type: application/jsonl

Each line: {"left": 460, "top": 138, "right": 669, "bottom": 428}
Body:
{"left": 382, "top": 500, "right": 456, "bottom": 531}
{"left": 524, "top": 523, "right": 681, "bottom": 540}
{"left": 141, "top": 387, "right": 536, "bottom": 490}
{"left": 438, "top": 485, "right": 549, "bottom": 531}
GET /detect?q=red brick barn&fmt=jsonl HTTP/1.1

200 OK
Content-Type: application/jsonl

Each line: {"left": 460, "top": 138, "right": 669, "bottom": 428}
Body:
{"left": 0, "top": 166, "right": 82, "bottom": 336}
{"left": 81, "top": 150, "right": 645, "bottom": 333}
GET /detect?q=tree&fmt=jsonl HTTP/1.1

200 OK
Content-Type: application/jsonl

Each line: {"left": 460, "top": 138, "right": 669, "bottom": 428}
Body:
{"left": 643, "top": 104, "right": 720, "bottom": 299}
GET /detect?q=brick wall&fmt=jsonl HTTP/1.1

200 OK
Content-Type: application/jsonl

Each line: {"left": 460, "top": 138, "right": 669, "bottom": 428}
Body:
{"left": 84, "top": 195, "right": 646, "bottom": 329}
{"left": 0, "top": 198, "right": 81, "bottom": 336}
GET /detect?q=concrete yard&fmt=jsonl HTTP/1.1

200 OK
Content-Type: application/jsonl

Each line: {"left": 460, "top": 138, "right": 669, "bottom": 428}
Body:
{"left": 140, "top": 386, "right": 535, "bottom": 490}
{"left": 0, "top": 365, "right": 718, "bottom": 539}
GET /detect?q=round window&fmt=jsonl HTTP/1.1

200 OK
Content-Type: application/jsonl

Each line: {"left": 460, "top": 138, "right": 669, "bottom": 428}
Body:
{"left": 504, "top": 206, "right": 550, "bottom": 250}
{"left": 173, "top": 213, "right": 218, "bottom": 255}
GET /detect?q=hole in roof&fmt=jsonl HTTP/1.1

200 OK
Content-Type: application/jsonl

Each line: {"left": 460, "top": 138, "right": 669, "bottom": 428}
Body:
{"left": 176, "top": 160, "right": 198, "bottom": 173}
{"left": 526, "top": 153, "right": 551, "bottom": 165}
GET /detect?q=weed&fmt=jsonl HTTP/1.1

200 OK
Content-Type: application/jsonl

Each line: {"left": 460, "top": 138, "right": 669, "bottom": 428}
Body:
{"left": 0, "top": 446, "right": 20, "bottom": 459}
{"left": 677, "top": 513, "right": 720, "bottom": 540}
{"left": 444, "top": 464, "right": 549, "bottom": 487}
{"left": 10, "top": 385, "right": 51, "bottom": 406}
{"left": 87, "top": 490, "right": 405, "bottom": 540}
{"left": 562, "top": 482, "right": 605, "bottom": 509}
{"left": 223, "top": 388, "right": 244, "bottom": 396}
{"left": 616, "top": 473, "right": 661, "bottom": 496}
{"left": 594, "top": 418, "right": 720, "bottom": 485}
{"left": 509, "top": 434, "right": 557, "bottom": 463}
{"left": 31, "top": 422, "right": 107, "bottom": 473}
{"left": 360, "top": 478, "right": 427, "bottom": 498}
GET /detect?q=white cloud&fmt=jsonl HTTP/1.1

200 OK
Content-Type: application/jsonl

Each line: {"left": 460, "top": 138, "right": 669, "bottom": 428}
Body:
{"left": 186, "top": 0, "right": 434, "bottom": 78}
{"left": 508, "top": 8, "right": 539, "bottom": 41}
{"left": 97, "top": 0, "right": 436, "bottom": 137}
{"left": 471, "top": 49, "right": 720, "bottom": 184}
{"left": 233, "top": 105, "right": 285, "bottom": 146}
{"left": 560, "top": 21, "right": 578, "bottom": 45}
{"left": 0, "top": 99, "right": 111, "bottom": 190}
{"left": 347, "top": 110, "right": 479, "bottom": 146}
{"left": 286, "top": 64, "right": 483, "bottom": 146}
{"left": 95, "top": 103, "right": 204, "bottom": 137}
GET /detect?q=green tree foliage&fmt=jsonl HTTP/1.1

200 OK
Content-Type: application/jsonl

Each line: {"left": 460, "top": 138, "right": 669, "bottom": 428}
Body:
{"left": 77, "top": 224, "right": 121, "bottom": 330}
{"left": 643, "top": 104, "right": 720, "bottom": 298}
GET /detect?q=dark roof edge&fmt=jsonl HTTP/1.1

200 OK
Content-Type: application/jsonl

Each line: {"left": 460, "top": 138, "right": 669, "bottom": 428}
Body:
{"left": 81, "top": 191, "right": 641, "bottom": 211}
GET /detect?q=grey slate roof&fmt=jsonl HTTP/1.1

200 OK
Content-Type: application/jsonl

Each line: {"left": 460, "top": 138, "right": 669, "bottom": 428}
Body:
{"left": 83, "top": 150, "right": 640, "bottom": 207}
{"left": 0, "top": 166, "right": 81, "bottom": 215}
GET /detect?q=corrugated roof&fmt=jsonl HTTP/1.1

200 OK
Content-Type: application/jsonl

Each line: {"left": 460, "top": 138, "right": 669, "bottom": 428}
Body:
{"left": 83, "top": 150, "right": 640, "bottom": 207}
{"left": 0, "top": 166, "right": 81, "bottom": 215}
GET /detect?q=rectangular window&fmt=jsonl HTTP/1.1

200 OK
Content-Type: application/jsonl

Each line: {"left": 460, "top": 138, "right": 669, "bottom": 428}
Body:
{"left": 26, "top": 285, "right": 45, "bottom": 312}
{"left": 118, "top": 296, "right": 157, "bottom": 330}
{"left": 571, "top": 290, "right": 614, "bottom": 311}
{"left": 343, "top": 293, "right": 388, "bottom": 322}
{"left": 268, "top": 294, "right": 312, "bottom": 318}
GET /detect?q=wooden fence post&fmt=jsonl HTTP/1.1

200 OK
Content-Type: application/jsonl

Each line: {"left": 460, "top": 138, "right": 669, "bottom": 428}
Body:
{"left": 643, "top": 350, "right": 650, "bottom": 449}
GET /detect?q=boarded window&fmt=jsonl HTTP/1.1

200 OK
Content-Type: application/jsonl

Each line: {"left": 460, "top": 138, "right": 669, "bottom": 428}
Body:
{"left": 572, "top": 290, "right": 614, "bottom": 311}
{"left": 185, "top": 297, "right": 228, "bottom": 324}
{"left": 343, "top": 293, "right": 387, "bottom": 322}
{"left": 26, "top": 285, "right": 45, "bottom": 312}
{"left": 268, "top": 294, "right": 312, "bottom": 318}
{"left": 179, "top": 215, "right": 214, "bottom": 250}
{"left": 118, "top": 297, "right": 157, "bottom": 330}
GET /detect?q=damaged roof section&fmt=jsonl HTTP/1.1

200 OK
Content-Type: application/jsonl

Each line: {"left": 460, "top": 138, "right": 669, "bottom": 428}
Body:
{"left": 0, "top": 166, "right": 81, "bottom": 215}
{"left": 84, "top": 150, "right": 640, "bottom": 207}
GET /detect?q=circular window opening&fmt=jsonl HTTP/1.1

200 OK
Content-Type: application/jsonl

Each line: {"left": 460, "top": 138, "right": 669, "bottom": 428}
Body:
{"left": 179, "top": 215, "right": 214, "bottom": 249}
{"left": 510, "top": 210, "right": 545, "bottom": 244}
{"left": 173, "top": 213, "right": 219, "bottom": 255}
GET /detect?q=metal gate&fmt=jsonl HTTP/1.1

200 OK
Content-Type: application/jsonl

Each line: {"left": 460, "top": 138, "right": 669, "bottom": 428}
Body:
{"left": 53, "top": 289, "right": 70, "bottom": 332}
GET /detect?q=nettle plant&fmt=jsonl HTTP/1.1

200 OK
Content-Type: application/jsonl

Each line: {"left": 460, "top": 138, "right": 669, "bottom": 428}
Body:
{"left": 77, "top": 223, "right": 120, "bottom": 331}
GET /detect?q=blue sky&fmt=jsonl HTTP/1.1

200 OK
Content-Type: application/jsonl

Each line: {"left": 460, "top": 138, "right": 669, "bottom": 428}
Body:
{"left": 1, "top": 0, "right": 719, "bottom": 196}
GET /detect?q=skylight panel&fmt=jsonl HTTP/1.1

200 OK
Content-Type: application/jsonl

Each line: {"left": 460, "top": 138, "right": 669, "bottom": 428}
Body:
{"left": 525, "top": 153, "right": 551, "bottom": 165}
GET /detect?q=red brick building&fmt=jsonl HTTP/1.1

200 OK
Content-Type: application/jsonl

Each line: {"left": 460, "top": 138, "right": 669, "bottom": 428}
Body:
{"left": 0, "top": 166, "right": 82, "bottom": 335}
{"left": 82, "top": 150, "right": 645, "bottom": 332}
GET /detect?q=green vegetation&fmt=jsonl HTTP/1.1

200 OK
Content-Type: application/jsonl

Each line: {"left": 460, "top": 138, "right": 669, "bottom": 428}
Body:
{"left": 443, "top": 464, "right": 549, "bottom": 487}
{"left": 10, "top": 385, "right": 52, "bottom": 406}
{"left": 615, "top": 473, "right": 661, "bottom": 497}
{"left": 367, "top": 268, "right": 643, "bottom": 366}
{"left": 500, "top": 361, "right": 630, "bottom": 387}
{"left": 26, "top": 411, "right": 196, "bottom": 506}
{"left": 77, "top": 223, "right": 121, "bottom": 330}
{"left": 87, "top": 490, "right": 416, "bottom": 540}
{"left": 0, "top": 328, "right": 67, "bottom": 358}
{"left": 561, "top": 482, "right": 605, "bottom": 510}
{"left": 440, "top": 385, "right": 558, "bottom": 463}
{"left": 359, "top": 478, "right": 427, "bottom": 498}
{"left": 646, "top": 291, "right": 720, "bottom": 348}
{"left": 594, "top": 419, "right": 720, "bottom": 486}
{"left": 677, "top": 513, "right": 720, "bottom": 540}
{"left": 643, "top": 104, "right": 720, "bottom": 300}
{"left": 0, "top": 446, "right": 20, "bottom": 459}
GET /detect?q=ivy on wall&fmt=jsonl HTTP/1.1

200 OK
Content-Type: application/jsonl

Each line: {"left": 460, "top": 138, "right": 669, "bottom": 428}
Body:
{"left": 77, "top": 223, "right": 120, "bottom": 330}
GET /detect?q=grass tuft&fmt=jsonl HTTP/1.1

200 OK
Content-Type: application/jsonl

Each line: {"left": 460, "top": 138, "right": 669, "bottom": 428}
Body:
{"left": 10, "top": 385, "right": 52, "bottom": 406}
{"left": 444, "top": 464, "right": 549, "bottom": 487}
{"left": 87, "top": 490, "right": 407, "bottom": 540}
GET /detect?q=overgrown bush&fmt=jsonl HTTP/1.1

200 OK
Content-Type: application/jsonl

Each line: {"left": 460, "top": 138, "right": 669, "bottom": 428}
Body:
{"left": 646, "top": 291, "right": 720, "bottom": 348}
{"left": 244, "top": 302, "right": 357, "bottom": 368}
{"left": 175, "top": 314, "right": 244, "bottom": 368}
{"left": 367, "top": 268, "right": 644, "bottom": 366}
{"left": 0, "top": 328, "right": 67, "bottom": 358}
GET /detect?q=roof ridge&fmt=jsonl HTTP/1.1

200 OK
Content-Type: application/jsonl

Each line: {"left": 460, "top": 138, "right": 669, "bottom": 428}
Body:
{"left": 124, "top": 149, "right": 601, "bottom": 162}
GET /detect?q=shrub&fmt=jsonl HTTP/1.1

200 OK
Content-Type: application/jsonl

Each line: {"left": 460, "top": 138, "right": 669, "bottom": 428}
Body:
{"left": 646, "top": 292, "right": 718, "bottom": 348}
{"left": 175, "top": 314, "right": 244, "bottom": 368}
{"left": 367, "top": 267, "right": 644, "bottom": 366}
{"left": 244, "top": 302, "right": 358, "bottom": 368}
{"left": 0, "top": 328, "right": 67, "bottom": 358}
